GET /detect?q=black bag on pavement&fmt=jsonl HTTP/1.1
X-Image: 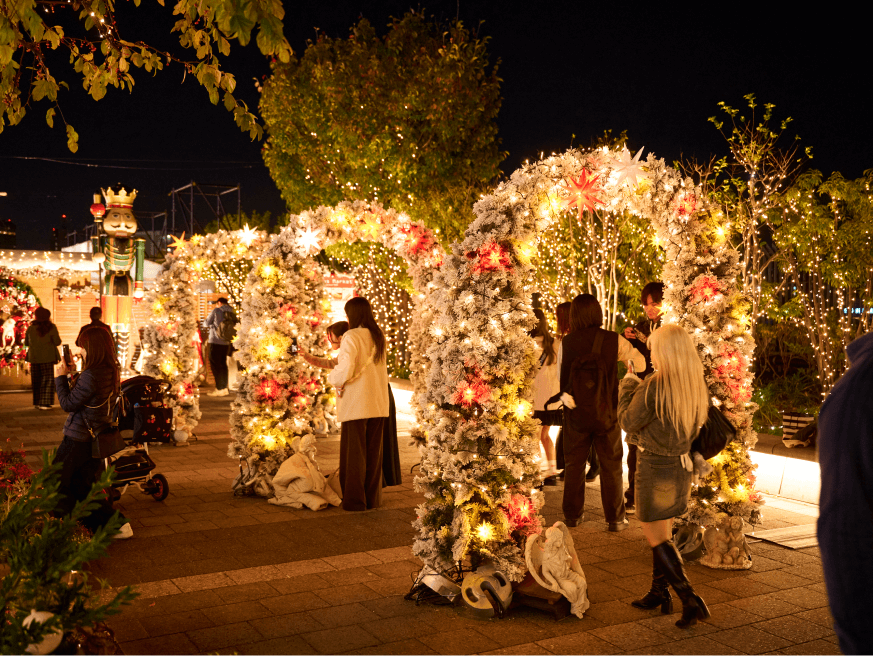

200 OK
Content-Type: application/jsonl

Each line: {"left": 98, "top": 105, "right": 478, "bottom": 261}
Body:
{"left": 692, "top": 405, "right": 736, "bottom": 460}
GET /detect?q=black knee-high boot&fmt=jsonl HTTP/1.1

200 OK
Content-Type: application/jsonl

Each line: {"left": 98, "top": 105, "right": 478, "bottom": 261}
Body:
{"left": 631, "top": 552, "right": 672, "bottom": 613}
{"left": 652, "top": 540, "right": 710, "bottom": 628}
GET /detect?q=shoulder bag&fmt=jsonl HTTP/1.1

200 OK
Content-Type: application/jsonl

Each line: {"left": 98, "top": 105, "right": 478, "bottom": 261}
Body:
{"left": 84, "top": 394, "right": 127, "bottom": 460}
{"left": 691, "top": 405, "right": 737, "bottom": 460}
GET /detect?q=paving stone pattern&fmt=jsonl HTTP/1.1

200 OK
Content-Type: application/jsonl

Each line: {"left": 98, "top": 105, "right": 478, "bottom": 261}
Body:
{"left": 3, "top": 390, "right": 840, "bottom": 655}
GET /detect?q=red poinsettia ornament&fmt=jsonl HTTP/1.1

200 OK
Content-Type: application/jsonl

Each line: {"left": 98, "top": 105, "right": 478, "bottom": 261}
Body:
{"left": 469, "top": 241, "right": 513, "bottom": 275}
{"left": 561, "top": 170, "right": 603, "bottom": 219}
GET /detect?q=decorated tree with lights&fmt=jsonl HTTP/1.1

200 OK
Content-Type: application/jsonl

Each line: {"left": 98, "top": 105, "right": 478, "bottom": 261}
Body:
{"left": 413, "top": 147, "right": 760, "bottom": 581}
{"left": 229, "top": 201, "right": 445, "bottom": 494}
{"left": 142, "top": 228, "right": 269, "bottom": 439}
{"left": 768, "top": 170, "right": 873, "bottom": 395}
{"left": 532, "top": 149, "right": 665, "bottom": 330}
{"left": 683, "top": 95, "right": 811, "bottom": 349}
{"left": 0, "top": 269, "right": 39, "bottom": 371}
{"left": 260, "top": 10, "right": 504, "bottom": 246}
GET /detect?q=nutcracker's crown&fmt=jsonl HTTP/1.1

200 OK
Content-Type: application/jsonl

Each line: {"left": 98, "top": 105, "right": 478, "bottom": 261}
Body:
{"left": 102, "top": 186, "right": 138, "bottom": 208}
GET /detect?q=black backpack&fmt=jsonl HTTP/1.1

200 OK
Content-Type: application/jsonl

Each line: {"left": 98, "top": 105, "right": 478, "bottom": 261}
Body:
{"left": 217, "top": 308, "right": 238, "bottom": 343}
{"left": 566, "top": 332, "right": 615, "bottom": 433}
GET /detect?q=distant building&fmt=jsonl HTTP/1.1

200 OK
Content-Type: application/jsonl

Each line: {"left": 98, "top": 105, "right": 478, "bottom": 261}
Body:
{"left": 0, "top": 217, "right": 15, "bottom": 248}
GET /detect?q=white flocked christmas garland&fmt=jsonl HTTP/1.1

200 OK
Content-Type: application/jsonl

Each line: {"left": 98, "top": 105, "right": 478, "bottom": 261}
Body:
{"left": 412, "top": 146, "right": 759, "bottom": 582}
{"left": 142, "top": 227, "right": 270, "bottom": 439}
{"left": 229, "top": 201, "right": 446, "bottom": 495}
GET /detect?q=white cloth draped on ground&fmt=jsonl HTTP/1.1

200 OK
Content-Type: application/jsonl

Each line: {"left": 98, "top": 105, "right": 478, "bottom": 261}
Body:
{"left": 268, "top": 436, "right": 342, "bottom": 511}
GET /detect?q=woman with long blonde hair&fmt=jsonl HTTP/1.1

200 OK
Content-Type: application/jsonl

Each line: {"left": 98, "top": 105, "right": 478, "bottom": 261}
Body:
{"left": 617, "top": 323, "right": 710, "bottom": 628}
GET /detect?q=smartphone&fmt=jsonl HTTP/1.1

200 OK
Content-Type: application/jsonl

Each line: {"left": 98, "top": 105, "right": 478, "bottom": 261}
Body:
{"left": 62, "top": 344, "right": 74, "bottom": 368}
{"left": 287, "top": 337, "right": 298, "bottom": 355}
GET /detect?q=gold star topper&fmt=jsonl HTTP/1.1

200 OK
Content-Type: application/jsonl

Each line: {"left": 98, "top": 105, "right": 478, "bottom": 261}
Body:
{"left": 168, "top": 233, "right": 188, "bottom": 252}
{"left": 359, "top": 212, "right": 382, "bottom": 240}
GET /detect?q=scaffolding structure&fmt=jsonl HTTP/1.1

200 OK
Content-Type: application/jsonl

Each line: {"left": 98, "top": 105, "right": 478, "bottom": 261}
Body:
{"left": 64, "top": 181, "right": 241, "bottom": 261}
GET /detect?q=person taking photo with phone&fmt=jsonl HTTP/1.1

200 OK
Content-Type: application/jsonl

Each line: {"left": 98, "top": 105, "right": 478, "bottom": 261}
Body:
{"left": 53, "top": 326, "right": 132, "bottom": 538}
{"left": 324, "top": 297, "right": 390, "bottom": 511}
{"left": 621, "top": 281, "right": 664, "bottom": 513}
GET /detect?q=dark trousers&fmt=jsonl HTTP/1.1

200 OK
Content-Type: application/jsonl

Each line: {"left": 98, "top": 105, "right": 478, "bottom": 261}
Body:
{"left": 209, "top": 343, "right": 229, "bottom": 390}
{"left": 625, "top": 443, "right": 638, "bottom": 504}
{"left": 31, "top": 362, "right": 55, "bottom": 406}
{"left": 339, "top": 417, "right": 386, "bottom": 511}
{"left": 562, "top": 422, "right": 626, "bottom": 524}
{"left": 53, "top": 435, "right": 123, "bottom": 532}
{"left": 820, "top": 528, "right": 873, "bottom": 654}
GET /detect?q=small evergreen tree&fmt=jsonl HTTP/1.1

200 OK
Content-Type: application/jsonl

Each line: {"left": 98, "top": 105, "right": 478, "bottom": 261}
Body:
{"left": 1, "top": 449, "right": 136, "bottom": 654}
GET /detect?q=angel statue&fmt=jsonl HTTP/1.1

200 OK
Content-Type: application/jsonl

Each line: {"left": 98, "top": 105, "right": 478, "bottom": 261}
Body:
{"left": 525, "top": 521, "right": 589, "bottom": 618}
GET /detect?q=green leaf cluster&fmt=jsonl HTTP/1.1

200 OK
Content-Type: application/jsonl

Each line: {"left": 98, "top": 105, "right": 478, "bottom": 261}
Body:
{"left": 260, "top": 10, "right": 506, "bottom": 245}
{"left": 1, "top": 451, "right": 137, "bottom": 654}
{"left": 0, "top": 0, "right": 293, "bottom": 150}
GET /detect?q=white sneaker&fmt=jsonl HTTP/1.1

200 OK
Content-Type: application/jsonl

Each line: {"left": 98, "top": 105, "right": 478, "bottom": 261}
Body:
{"left": 207, "top": 389, "right": 228, "bottom": 397}
{"left": 113, "top": 523, "right": 134, "bottom": 540}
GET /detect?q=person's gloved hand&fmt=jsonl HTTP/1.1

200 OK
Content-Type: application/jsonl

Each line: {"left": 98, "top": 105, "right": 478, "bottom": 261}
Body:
{"left": 560, "top": 392, "right": 576, "bottom": 409}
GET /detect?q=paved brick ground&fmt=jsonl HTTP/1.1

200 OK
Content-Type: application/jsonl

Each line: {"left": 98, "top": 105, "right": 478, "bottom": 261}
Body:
{"left": 3, "top": 388, "right": 840, "bottom": 655}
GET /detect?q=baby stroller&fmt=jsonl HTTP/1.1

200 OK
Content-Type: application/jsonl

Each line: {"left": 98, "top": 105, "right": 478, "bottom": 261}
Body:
{"left": 103, "top": 375, "right": 174, "bottom": 502}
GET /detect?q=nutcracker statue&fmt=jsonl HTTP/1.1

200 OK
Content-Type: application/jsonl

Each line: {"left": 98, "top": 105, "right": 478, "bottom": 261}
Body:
{"left": 89, "top": 186, "right": 145, "bottom": 372}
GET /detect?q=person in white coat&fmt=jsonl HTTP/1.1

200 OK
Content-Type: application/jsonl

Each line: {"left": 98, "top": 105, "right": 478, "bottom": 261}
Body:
{"left": 530, "top": 309, "right": 560, "bottom": 476}
{"left": 327, "top": 297, "right": 389, "bottom": 511}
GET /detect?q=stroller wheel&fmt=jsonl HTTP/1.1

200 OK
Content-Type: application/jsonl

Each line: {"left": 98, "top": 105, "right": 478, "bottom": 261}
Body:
{"left": 149, "top": 474, "right": 169, "bottom": 501}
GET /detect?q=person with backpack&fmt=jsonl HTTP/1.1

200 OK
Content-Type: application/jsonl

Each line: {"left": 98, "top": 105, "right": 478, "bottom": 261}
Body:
{"left": 620, "top": 281, "right": 664, "bottom": 514}
{"left": 204, "top": 297, "right": 236, "bottom": 397}
{"left": 551, "top": 294, "right": 644, "bottom": 530}
{"left": 617, "top": 323, "right": 710, "bottom": 628}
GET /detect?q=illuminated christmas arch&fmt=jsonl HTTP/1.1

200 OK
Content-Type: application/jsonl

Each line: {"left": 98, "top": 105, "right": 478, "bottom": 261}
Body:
{"left": 142, "top": 227, "right": 270, "bottom": 439}
{"left": 414, "top": 147, "right": 758, "bottom": 581}
{"left": 228, "top": 200, "right": 446, "bottom": 493}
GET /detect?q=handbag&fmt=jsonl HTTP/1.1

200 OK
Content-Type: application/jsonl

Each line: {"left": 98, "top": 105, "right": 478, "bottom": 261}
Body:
{"left": 84, "top": 395, "right": 127, "bottom": 460}
{"left": 691, "top": 405, "right": 737, "bottom": 460}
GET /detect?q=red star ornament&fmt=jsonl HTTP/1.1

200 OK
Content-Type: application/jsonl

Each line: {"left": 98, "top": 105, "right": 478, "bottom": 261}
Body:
{"left": 561, "top": 170, "right": 603, "bottom": 219}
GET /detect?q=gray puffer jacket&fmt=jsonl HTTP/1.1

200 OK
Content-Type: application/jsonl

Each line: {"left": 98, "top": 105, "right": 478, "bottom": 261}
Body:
{"left": 617, "top": 376, "right": 695, "bottom": 456}
{"left": 55, "top": 367, "right": 117, "bottom": 442}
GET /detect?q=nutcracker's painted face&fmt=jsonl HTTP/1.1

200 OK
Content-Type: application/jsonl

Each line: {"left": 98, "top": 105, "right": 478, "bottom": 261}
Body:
{"left": 103, "top": 206, "right": 137, "bottom": 237}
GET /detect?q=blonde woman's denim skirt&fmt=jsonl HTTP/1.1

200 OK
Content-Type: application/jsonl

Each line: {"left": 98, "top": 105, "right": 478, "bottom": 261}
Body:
{"left": 635, "top": 451, "right": 692, "bottom": 522}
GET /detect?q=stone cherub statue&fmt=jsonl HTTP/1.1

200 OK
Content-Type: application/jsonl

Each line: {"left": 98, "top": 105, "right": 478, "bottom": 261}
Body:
{"left": 699, "top": 513, "right": 752, "bottom": 570}
{"left": 525, "top": 521, "right": 589, "bottom": 618}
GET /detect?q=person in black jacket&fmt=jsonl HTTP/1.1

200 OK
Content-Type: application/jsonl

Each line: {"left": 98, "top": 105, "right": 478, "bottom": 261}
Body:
{"left": 554, "top": 294, "right": 644, "bottom": 530}
{"left": 53, "top": 326, "right": 131, "bottom": 538}
{"left": 621, "top": 281, "right": 664, "bottom": 514}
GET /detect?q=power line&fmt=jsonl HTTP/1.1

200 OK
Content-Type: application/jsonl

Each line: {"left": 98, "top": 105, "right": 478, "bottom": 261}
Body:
{"left": 0, "top": 156, "right": 260, "bottom": 171}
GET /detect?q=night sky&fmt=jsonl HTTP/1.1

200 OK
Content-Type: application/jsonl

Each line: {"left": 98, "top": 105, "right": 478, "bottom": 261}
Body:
{"left": 1, "top": 2, "right": 868, "bottom": 250}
